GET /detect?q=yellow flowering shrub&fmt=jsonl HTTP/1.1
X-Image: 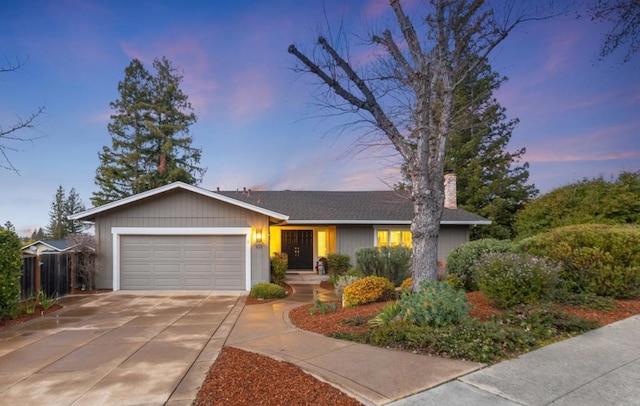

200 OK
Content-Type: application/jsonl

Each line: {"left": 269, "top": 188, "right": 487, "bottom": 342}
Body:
{"left": 400, "top": 277, "right": 413, "bottom": 290}
{"left": 342, "top": 276, "right": 395, "bottom": 308}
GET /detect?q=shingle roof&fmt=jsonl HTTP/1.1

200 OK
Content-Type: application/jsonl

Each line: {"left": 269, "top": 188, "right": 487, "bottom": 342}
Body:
{"left": 217, "top": 190, "right": 490, "bottom": 225}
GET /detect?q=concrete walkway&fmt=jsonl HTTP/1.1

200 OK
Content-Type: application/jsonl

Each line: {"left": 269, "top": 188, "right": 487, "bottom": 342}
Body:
{"left": 227, "top": 284, "right": 483, "bottom": 405}
{"left": 0, "top": 291, "right": 245, "bottom": 406}
{"left": 231, "top": 283, "right": 640, "bottom": 406}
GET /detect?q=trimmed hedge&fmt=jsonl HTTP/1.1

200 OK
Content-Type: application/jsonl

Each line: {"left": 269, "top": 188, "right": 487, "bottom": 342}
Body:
{"left": 517, "top": 224, "right": 640, "bottom": 298}
{"left": 446, "top": 238, "right": 514, "bottom": 291}
{"left": 250, "top": 283, "right": 286, "bottom": 299}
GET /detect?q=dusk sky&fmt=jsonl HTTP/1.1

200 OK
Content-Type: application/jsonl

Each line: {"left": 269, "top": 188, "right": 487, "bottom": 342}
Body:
{"left": 1, "top": 0, "right": 638, "bottom": 237}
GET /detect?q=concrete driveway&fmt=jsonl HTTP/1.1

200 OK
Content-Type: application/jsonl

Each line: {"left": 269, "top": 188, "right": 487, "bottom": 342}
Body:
{"left": 0, "top": 291, "right": 245, "bottom": 406}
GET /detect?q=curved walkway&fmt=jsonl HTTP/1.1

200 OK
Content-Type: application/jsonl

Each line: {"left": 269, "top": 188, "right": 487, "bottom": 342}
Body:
{"left": 229, "top": 283, "right": 640, "bottom": 406}
{"left": 226, "top": 284, "right": 482, "bottom": 405}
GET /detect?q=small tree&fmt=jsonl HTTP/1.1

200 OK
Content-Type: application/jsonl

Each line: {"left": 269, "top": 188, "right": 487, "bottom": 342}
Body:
{"left": 0, "top": 225, "right": 23, "bottom": 318}
{"left": 69, "top": 234, "right": 97, "bottom": 291}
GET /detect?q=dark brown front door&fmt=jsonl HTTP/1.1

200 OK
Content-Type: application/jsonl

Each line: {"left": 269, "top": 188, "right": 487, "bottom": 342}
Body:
{"left": 281, "top": 230, "right": 313, "bottom": 269}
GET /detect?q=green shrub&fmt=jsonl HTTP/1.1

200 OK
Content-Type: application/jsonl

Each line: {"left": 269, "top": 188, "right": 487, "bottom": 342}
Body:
{"left": 476, "top": 253, "right": 560, "bottom": 309}
{"left": 494, "top": 304, "right": 599, "bottom": 341}
{"left": 326, "top": 253, "right": 351, "bottom": 278}
{"left": 365, "top": 306, "right": 597, "bottom": 363}
{"left": 368, "top": 301, "right": 401, "bottom": 327}
{"left": 0, "top": 228, "right": 23, "bottom": 318}
{"left": 250, "top": 283, "right": 286, "bottom": 299}
{"left": 355, "top": 246, "right": 412, "bottom": 286}
{"left": 550, "top": 291, "right": 615, "bottom": 311}
{"left": 270, "top": 253, "right": 288, "bottom": 284}
{"left": 517, "top": 224, "right": 640, "bottom": 298}
{"left": 446, "top": 239, "right": 513, "bottom": 291}
{"left": 342, "top": 276, "right": 395, "bottom": 308}
{"left": 366, "top": 319, "right": 534, "bottom": 363}
{"left": 308, "top": 299, "right": 338, "bottom": 315}
{"left": 37, "top": 290, "right": 58, "bottom": 310}
{"left": 398, "top": 281, "right": 469, "bottom": 328}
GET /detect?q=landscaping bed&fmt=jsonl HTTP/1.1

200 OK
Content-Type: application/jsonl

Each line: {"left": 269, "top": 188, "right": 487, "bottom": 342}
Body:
{"left": 197, "top": 287, "right": 640, "bottom": 405}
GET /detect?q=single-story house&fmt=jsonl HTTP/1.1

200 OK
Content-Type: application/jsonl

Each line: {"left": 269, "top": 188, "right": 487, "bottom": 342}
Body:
{"left": 69, "top": 175, "right": 489, "bottom": 291}
{"left": 22, "top": 239, "right": 77, "bottom": 256}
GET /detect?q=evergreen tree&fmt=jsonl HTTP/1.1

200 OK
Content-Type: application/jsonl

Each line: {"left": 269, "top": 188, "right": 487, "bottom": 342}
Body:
{"left": 446, "top": 58, "right": 538, "bottom": 240}
{"left": 92, "top": 57, "right": 204, "bottom": 206}
{"left": 30, "top": 228, "right": 46, "bottom": 241}
{"left": 2, "top": 221, "right": 15, "bottom": 233}
{"left": 46, "top": 186, "right": 87, "bottom": 239}
{"left": 47, "top": 186, "right": 67, "bottom": 239}
{"left": 65, "top": 188, "right": 86, "bottom": 235}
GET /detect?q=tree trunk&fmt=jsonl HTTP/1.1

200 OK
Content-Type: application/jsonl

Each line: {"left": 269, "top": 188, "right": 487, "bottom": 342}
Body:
{"left": 410, "top": 171, "right": 445, "bottom": 291}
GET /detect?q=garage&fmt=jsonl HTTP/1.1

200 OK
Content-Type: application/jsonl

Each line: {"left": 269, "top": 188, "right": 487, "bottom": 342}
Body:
{"left": 120, "top": 234, "right": 246, "bottom": 290}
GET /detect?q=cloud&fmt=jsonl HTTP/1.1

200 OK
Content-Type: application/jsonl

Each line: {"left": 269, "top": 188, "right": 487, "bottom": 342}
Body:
{"left": 526, "top": 121, "right": 640, "bottom": 163}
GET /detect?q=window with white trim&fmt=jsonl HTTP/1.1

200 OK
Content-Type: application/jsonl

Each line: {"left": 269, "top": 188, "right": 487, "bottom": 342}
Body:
{"left": 376, "top": 229, "right": 412, "bottom": 248}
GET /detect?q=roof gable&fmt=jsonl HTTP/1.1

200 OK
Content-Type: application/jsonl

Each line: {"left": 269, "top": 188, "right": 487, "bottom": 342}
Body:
{"left": 69, "top": 182, "right": 289, "bottom": 222}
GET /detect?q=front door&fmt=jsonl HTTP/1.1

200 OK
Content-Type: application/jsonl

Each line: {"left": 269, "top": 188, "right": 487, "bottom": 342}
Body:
{"left": 281, "top": 230, "right": 313, "bottom": 270}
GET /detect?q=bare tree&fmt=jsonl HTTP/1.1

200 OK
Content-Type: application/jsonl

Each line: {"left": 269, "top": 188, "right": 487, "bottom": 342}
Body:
{"left": 588, "top": 0, "right": 640, "bottom": 63}
{"left": 1, "top": 57, "right": 45, "bottom": 173}
{"left": 288, "top": 0, "right": 547, "bottom": 290}
{"left": 68, "top": 234, "right": 97, "bottom": 291}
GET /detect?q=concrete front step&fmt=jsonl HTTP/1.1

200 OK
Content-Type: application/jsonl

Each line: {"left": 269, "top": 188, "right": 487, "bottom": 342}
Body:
{"left": 285, "top": 272, "right": 330, "bottom": 284}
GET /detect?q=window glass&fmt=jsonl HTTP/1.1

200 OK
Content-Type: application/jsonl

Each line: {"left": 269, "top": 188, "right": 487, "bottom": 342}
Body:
{"left": 377, "top": 229, "right": 412, "bottom": 248}
{"left": 318, "top": 230, "right": 327, "bottom": 257}
{"left": 401, "top": 231, "right": 412, "bottom": 248}
{"left": 390, "top": 231, "right": 402, "bottom": 246}
{"left": 376, "top": 230, "right": 388, "bottom": 247}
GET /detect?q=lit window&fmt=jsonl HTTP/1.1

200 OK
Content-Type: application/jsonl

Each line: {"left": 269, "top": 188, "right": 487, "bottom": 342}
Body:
{"left": 377, "top": 229, "right": 412, "bottom": 248}
{"left": 376, "top": 230, "right": 389, "bottom": 247}
{"left": 318, "top": 230, "right": 327, "bottom": 257}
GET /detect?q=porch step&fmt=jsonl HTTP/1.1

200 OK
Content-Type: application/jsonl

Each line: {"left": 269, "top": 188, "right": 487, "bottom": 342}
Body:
{"left": 285, "top": 272, "right": 330, "bottom": 284}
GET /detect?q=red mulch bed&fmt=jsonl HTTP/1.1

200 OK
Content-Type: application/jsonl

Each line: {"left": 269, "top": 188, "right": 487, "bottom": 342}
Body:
{"left": 194, "top": 347, "right": 363, "bottom": 406}
{"left": 198, "top": 288, "right": 640, "bottom": 405}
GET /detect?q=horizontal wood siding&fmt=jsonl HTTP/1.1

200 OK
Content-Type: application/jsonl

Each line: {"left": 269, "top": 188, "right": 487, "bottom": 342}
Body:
{"left": 335, "top": 225, "right": 374, "bottom": 265}
{"left": 94, "top": 189, "right": 270, "bottom": 289}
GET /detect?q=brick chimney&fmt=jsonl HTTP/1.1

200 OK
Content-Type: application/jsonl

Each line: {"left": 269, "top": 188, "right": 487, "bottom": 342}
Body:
{"left": 444, "top": 173, "right": 457, "bottom": 209}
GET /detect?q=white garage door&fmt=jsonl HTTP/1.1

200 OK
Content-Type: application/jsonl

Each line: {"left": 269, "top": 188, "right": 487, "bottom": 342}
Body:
{"left": 120, "top": 235, "right": 245, "bottom": 290}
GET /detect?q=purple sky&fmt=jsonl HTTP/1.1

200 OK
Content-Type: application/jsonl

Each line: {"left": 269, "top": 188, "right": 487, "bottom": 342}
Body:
{"left": 1, "top": 0, "right": 638, "bottom": 237}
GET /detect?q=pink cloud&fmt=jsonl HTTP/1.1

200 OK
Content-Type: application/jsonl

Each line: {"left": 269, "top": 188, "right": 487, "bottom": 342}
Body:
{"left": 120, "top": 37, "right": 219, "bottom": 114}
{"left": 526, "top": 121, "right": 640, "bottom": 163}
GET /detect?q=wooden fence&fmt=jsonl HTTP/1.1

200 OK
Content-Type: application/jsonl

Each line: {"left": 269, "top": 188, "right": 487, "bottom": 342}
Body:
{"left": 21, "top": 253, "right": 80, "bottom": 300}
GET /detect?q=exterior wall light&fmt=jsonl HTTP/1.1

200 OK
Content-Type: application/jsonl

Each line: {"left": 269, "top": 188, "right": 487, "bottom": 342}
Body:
{"left": 255, "top": 228, "right": 263, "bottom": 247}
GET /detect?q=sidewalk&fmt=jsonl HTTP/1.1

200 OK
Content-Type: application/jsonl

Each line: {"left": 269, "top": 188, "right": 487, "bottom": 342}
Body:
{"left": 228, "top": 283, "right": 640, "bottom": 406}
{"left": 389, "top": 314, "right": 640, "bottom": 406}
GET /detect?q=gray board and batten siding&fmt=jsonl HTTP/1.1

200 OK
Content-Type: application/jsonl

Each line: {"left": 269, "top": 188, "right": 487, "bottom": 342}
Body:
{"left": 335, "top": 224, "right": 469, "bottom": 266}
{"left": 93, "top": 189, "right": 270, "bottom": 290}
